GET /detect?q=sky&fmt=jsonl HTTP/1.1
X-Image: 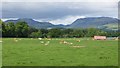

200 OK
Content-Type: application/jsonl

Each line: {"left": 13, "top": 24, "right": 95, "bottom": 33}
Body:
{"left": 1, "top": 0, "right": 119, "bottom": 25}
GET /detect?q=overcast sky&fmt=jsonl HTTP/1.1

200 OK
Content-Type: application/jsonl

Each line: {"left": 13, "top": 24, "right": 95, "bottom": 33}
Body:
{"left": 1, "top": 0, "right": 119, "bottom": 25}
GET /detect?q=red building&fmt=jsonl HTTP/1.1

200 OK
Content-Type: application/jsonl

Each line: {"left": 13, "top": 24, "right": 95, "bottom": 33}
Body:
{"left": 94, "top": 36, "right": 106, "bottom": 40}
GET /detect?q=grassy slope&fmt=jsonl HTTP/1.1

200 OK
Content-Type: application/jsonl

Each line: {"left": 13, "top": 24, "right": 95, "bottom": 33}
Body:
{"left": 103, "top": 23, "right": 118, "bottom": 30}
{"left": 2, "top": 38, "right": 118, "bottom": 66}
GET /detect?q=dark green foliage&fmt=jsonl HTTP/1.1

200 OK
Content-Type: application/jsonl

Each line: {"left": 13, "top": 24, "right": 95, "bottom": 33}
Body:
{"left": 6, "top": 22, "right": 15, "bottom": 37}
{"left": 15, "top": 21, "right": 29, "bottom": 37}
{"left": 29, "top": 30, "right": 42, "bottom": 38}
{"left": 47, "top": 28, "right": 62, "bottom": 38}
{"left": 2, "top": 22, "right": 6, "bottom": 37}
{"left": 2, "top": 21, "right": 29, "bottom": 37}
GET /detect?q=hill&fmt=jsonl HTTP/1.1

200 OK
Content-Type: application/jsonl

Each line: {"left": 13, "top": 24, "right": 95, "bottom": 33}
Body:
{"left": 4, "top": 17, "right": 119, "bottom": 30}
{"left": 67, "top": 17, "right": 118, "bottom": 29}
{"left": 5, "top": 18, "right": 54, "bottom": 29}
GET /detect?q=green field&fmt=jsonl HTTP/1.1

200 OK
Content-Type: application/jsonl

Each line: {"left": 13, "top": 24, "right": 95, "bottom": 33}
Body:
{"left": 0, "top": 38, "right": 2, "bottom": 67}
{"left": 2, "top": 38, "right": 118, "bottom": 66}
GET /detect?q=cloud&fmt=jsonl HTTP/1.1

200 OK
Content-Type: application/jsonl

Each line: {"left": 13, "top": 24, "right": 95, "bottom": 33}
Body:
{"left": 0, "top": 2, "right": 2, "bottom": 18}
{"left": 2, "top": 2, "right": 118, "bottom": 18}
{"left": 1, "top": 1, "right": 118, "bottom": 24}
{"left": 49, "top": 16, "right": 85, "bottom": 25}
{"left": 1, "top": 18, "right": 18, "bottom": 21}
{"left": 2, "top": 0, "right": 119, "bottom": 2}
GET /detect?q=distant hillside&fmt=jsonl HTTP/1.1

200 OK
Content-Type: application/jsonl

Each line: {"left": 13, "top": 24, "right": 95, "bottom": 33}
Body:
{"left": 5, "top": 18, "right": 54, "bottom": 29}
{"left": 101, "top": 23, "right": 118, "bottom": 31}
{"left": 4, "top": 17, "right": 119, "bottom": 31}
{"left": 67, "top": 17, "right": 118, "bottom": 28}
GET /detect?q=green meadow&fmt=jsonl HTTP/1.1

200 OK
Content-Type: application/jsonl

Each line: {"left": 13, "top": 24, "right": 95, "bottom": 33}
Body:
{"left": 2, "top": 38, "right": 118, "bottom": 66}
{"left": 0, "top": 38, "right": 2, "bottom": 67}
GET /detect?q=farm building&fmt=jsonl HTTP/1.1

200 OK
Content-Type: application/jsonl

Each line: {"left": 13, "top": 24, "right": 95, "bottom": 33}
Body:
{"left": 93, "top": 36, "right": 106, "bottom": 40}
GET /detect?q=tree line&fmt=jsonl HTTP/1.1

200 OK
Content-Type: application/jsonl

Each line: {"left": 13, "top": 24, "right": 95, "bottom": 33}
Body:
{"left": 1, "top": 20, "right": 119, "bottom": 38}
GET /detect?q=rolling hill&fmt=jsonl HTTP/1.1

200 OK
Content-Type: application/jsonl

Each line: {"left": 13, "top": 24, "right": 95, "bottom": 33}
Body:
{"left": 4, "top": 17, "right": 119, "bottom": 30}
{"left": 5, "top": 18, "right": 54, "bottom": 29}
{"left": 67, "top": 17, "right": 118, "bottom": 28}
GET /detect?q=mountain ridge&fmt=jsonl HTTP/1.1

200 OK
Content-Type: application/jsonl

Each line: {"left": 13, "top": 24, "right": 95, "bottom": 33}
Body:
{"left": 4, "top": 17, "right": 119, "bottom": 30}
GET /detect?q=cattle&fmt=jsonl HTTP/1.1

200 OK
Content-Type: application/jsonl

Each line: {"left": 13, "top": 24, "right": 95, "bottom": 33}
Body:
{"left": 0, "top": 41, "right": 2, "bottom": 43}
{"left": 38, "top": 38, "right": 42, "bottom": 40}
{"left": 76, "top": 40, "right": 81, "bottom": 42}
{"left": 59, "top": 40, "right": 73, "bottom": 45}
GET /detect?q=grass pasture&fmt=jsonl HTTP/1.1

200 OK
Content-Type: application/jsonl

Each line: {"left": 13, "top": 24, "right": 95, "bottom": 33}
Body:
{"left": 2, "top": 38, "right": 118, "bottom": 66}
{"left": 0, "top": 38, "right": 2, "bottom": 67}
